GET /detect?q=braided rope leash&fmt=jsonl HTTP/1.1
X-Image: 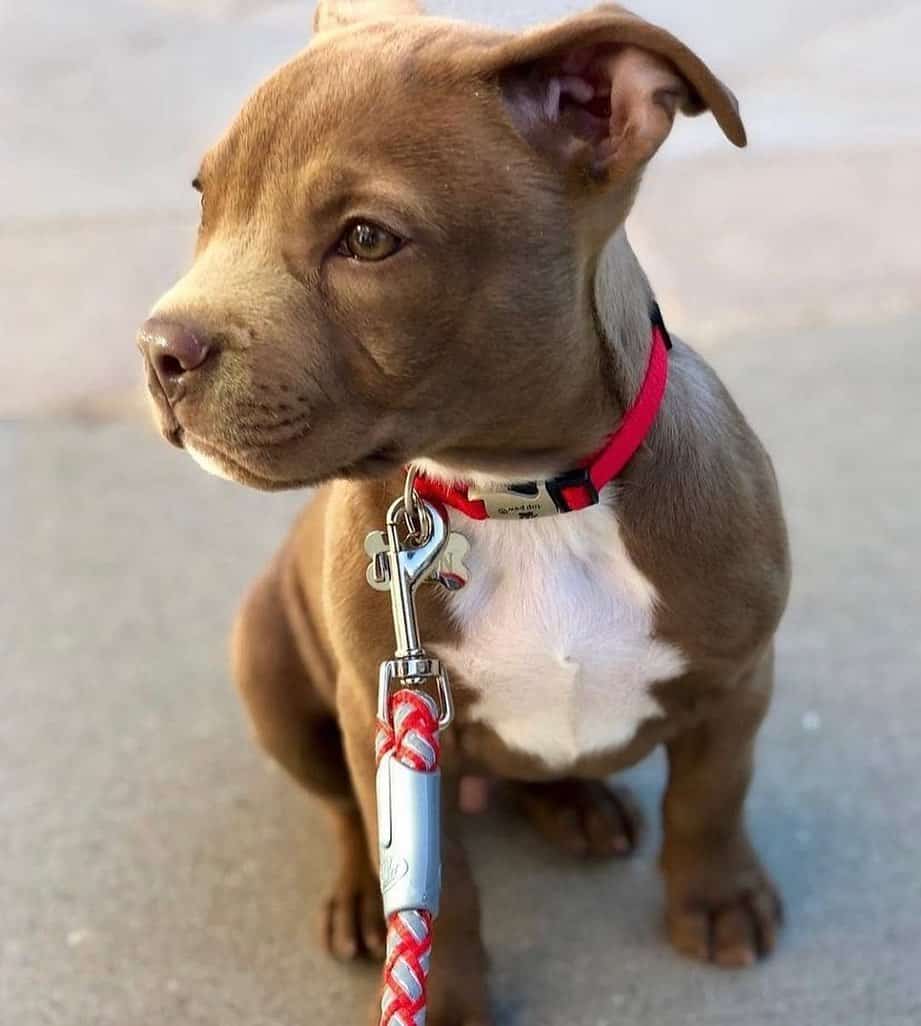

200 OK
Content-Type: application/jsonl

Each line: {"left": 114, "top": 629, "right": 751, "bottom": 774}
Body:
{"left": 366, "top": 492, "right": 457, "bottom": 1026}
{"left": 376, "top": 690, "right": 441, "bottom": 1026}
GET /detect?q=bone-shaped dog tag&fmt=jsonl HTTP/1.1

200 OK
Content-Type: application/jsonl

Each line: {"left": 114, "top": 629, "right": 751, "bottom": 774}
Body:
{"left": 431, "top": 532, "right": 471, "bottom": 591}
{"left": 364, "top": 531, "right": 392, "bottom": 592}
{"left": 367, "top": 528, "right": 470, "bottom": 592}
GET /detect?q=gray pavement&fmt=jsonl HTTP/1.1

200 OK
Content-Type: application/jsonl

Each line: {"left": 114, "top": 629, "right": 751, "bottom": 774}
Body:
{"left": 4, "top": 316, "right": 920, "bottom": 1025}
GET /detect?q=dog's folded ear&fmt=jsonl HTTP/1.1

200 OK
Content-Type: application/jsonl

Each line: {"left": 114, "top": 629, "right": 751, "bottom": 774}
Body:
{"left": 314, "top": 0, "right": 424, "bottom": 34}
{"left": 480, "top": 3, "right": 745, "bottom": 181}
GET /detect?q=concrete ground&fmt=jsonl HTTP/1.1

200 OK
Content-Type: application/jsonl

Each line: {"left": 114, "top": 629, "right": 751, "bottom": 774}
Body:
{"left": 3, "top": 1, "right": 920, "bottom": 1024}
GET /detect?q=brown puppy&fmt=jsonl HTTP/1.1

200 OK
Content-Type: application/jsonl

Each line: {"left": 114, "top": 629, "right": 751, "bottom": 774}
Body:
{"left": 138, "top": 2, "right": 790, "bottom": 1022}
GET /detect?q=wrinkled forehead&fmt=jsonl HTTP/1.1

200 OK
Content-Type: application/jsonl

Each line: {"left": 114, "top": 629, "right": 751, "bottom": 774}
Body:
{"left": 197, "top": 19, "right": 512, "bottom": 222}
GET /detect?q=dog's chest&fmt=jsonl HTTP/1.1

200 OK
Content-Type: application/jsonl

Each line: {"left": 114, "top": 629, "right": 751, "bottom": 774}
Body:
{"left": 436, "top": 505, "right": 687, "bottom": 769}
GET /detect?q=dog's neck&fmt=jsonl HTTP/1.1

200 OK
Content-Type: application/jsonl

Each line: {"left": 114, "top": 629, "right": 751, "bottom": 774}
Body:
{"left": 417, "top": 228, "right": 659, "bottom": 489}
{"left": 593, "top": 228, "right": 659, "bottom": 411}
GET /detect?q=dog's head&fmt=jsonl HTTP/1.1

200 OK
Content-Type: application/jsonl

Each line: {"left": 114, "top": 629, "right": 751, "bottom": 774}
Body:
{"left": 138, "top": 0, "right": 744, "bottom": 490}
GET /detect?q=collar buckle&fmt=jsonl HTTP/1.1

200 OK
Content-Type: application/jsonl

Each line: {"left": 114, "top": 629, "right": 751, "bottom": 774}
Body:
{"left": 545, "top": 467, "right": 600, "bottom": 513}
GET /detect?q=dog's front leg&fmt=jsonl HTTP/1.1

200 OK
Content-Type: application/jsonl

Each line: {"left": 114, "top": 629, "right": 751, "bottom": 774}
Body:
{"left": 424, "top": 826, "right": 491, "bottom": 1026}
{"left": 660, "top": 650, "right": 783, "bottom": 968}
{"left": 338, "top": 677, "right": 492, "bottom": 1026}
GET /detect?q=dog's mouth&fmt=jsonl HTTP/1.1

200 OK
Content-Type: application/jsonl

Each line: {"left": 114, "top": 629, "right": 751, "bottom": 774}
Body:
{"left": 169, "top": 425, "right": 403, "bottom": 492}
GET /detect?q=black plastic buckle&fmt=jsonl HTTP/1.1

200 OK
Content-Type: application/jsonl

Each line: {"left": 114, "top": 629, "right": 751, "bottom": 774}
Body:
{"left": 545, "top": 468, "right": 600, "bottom": 514}
{"left": 650, "top": 302, "right": 673, "bottom": 351}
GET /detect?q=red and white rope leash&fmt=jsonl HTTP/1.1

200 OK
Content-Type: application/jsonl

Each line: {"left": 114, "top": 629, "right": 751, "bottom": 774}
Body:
{"left": 367, "top": 494, "right": 456, "bottom": 1026}
{"left": 376, "top": 691, "right": 441, "bottom": 1026}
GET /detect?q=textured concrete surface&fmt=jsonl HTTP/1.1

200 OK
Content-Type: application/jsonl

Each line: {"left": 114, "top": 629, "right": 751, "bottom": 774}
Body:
{"left": 4, "top": 316, "right": 920, "bottom": 1025}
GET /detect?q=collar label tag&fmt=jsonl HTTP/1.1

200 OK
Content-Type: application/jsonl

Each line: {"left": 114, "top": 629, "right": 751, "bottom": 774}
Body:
{"left": 469, "top": 482, "right": 559, "bottom": 520}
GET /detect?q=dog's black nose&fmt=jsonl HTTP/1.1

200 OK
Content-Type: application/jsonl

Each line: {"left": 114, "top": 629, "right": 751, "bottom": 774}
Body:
{"left": 138, "top": 318, "right": 211, "bottom": 403}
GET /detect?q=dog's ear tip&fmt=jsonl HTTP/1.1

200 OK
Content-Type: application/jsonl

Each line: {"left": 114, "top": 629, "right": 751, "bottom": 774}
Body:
{"left": 726, "top": 119, "right": 748, "bottom": 148}
{"left": 686, "top": 101, "right": 747, "bottom": 148}
{"left": 713, "top": 88, "right": 748, "bottom": 148}
{"left": 730, "top": 115, "right": 749, "bottom": 148}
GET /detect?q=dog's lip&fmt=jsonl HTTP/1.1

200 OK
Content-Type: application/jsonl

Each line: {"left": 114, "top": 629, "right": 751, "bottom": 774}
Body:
{"left": 181, "top": 431, "right": 318, "bottom": 490}
{"left": 149, "top": 398, "right": 185, "bottom": 449}
{"left": 179, "top": 430, "right": 403, "bottom": 491}
{"left": 164, "top": 423, "right": 184, "bottom": 449}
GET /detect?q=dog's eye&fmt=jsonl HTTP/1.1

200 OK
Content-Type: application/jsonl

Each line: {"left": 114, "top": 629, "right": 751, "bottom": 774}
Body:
{"left": 339, "top": 221, "right": 403, "bottom": 262}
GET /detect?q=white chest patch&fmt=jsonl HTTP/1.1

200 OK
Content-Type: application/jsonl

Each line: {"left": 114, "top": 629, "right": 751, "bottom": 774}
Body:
{"left": 434, "top": 501, "right": 687, "bottom": 770}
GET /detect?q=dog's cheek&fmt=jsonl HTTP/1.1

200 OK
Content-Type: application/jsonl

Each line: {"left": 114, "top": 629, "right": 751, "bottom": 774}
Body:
{"left": 323, "top": 245, "right": 470, "bottom": 379}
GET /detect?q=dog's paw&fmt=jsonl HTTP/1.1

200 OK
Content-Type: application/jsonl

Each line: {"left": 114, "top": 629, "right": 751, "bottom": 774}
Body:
{"left": 427, "top": 1000, "right": 494, "bottom": 1026}
{"left": 369, "top": 999, "right": 492, "bottom": 1026}
{"left": 665, "top": 849, "right": 783, "bottom": 968}
{"left": 320, "top": 871, "right": 386, "bottom": 962}
{"left": 427, "top": 967, "right": 493, "bottom": 1026}
{"left": 514, "top": 778, "right": 642, "bottom": 858}
{"left": 369, "top": 961, "right": 493, "bottom": 1026}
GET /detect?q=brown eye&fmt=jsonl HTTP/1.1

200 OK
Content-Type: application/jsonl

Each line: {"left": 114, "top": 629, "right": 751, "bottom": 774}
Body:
{"left": 340, "top": 221, "right": 402, "bottom": 262}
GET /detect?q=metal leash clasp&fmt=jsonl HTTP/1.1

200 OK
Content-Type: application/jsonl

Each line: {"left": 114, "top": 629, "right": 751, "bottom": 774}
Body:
{"left": 367, "top": 488, "right": 456, "bottom": 729}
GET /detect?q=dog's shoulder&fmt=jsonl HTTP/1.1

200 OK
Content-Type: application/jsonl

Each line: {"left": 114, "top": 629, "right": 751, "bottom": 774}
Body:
{"left": 621, "top": 338, "right": 791, "bottom": 665}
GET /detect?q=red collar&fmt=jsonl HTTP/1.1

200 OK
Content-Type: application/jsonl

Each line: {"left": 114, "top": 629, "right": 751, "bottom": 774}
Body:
{"left": 414, "top": 310, "right": 672, "bottom": 521}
